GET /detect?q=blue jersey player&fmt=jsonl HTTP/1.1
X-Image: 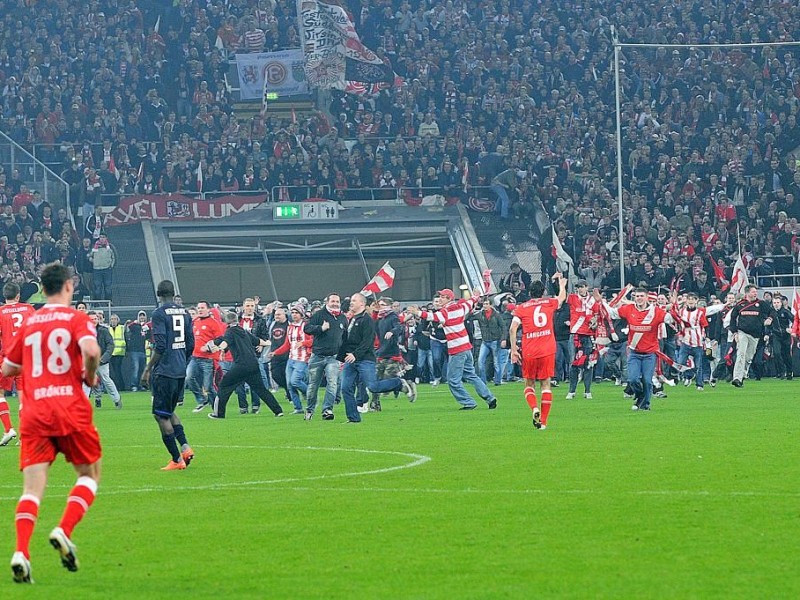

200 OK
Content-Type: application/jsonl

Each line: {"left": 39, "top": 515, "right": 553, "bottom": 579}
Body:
{"left": 141, "top": 280, "right": 195, "bottom": 471}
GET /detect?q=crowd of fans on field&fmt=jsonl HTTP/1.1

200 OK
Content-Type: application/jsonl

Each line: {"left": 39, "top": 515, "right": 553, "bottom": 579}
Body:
{"left": 1, "top": 0, "right": 800, "bottom": 303}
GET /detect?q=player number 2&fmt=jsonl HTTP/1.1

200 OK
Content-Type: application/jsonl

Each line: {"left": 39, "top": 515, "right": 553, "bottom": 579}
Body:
{"left": 172, "top": 315, "right": 185, "bottom": 343}
{"left": 533, "top": 306, "right": 548, "bottom": 328}
{"left": 24, "top": 328, "right": 72, "bottom": 377}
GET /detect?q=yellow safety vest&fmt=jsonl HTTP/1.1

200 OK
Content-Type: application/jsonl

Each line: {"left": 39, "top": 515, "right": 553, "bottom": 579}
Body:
{"left": 110, "top": 325, "right": 126, "bottom": 357}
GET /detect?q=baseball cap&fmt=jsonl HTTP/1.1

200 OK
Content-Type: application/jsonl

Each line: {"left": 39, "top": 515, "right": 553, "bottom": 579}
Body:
{"left": 575, "top": 279, "right": 588, "bottom": 287}
{"left": 437, "top": 288, "right": 455, "bottom": 300}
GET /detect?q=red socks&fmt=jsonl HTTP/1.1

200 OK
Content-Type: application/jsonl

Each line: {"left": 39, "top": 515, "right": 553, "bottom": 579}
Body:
{"left": 0, "top": 399, "right": 12, "bottom": 432}
{"left": 524, "top": 387, "right": 538, "bottom": 410}
{"left": 541, "top": 390, "right": 553, "bottom": 425}
{"left": 59, "top": 476, "right": 98, "bottom": 537}
{"left": 15, "top": 494, "right": 40, "bottom": 559}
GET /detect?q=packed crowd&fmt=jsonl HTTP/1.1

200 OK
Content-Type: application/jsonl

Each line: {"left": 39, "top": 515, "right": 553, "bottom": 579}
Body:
{"left": 0, "top": 166, "right": 115, "bottom": 302}
{"left": 1, "top": 0, "right": 800, "bottom": 301}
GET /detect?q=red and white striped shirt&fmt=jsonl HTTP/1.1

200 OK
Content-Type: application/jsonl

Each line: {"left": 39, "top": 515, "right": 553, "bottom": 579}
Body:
{"left": 420, "top": 297, "right": 479, "bottom": 355}
{"left": 279, "top": 321, "right": 312, "bottom": 363}
{"left": 673, "top": 304, "right": 725, "bottom": 347}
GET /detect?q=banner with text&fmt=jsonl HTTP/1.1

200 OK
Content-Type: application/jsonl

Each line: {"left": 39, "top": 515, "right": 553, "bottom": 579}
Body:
{"left": 297, "top": 0, "right": 393, "bottom": 91}
{"left": 236, "top": 50, "right": 309, "bottom": 100}
{"left": 104, "top": 195, "right": 266, "bottom": 226}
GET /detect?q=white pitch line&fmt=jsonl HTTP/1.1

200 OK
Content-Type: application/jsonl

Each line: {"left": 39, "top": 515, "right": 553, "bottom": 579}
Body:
{"left": 1, "top": 446, "right": 797, "bottom": 499}
{"left": 0, "top": 445, "right": 432, "bottom": 499}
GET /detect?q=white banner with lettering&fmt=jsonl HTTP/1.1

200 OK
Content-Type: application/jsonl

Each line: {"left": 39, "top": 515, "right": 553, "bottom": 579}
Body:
{"left": 236, "top": 50, "right": 308, "bottom": 100}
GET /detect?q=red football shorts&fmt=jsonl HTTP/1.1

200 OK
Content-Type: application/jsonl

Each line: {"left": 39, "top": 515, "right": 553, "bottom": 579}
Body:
{"left": 522, "top": 354, "right": 555, "bottom": 381}
{"left": 19, "top": 427, "right": 102, "bottom": 471}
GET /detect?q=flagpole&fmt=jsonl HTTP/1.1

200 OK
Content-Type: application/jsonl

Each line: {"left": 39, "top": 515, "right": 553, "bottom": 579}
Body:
{"left": 737, "top": 222, "right": 742, "bottom": 257}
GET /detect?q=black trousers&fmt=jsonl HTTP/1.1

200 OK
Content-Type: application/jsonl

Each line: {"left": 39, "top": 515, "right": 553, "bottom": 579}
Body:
{"left": 772, "top": 336, "right": 793, "bottom": 377}
{"left": 213, "top": 363, "right": 282, "bottom": 417}
{"left": 270, "top": 356, "right": 288, "bottom": 392}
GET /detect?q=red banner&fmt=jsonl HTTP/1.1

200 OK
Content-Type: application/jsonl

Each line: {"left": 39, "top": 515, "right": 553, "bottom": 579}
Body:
{"left": 104, "top": 194, "right": 267, "bottom": 226}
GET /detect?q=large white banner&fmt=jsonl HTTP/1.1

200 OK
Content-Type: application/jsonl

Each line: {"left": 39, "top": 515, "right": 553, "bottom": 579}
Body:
{"left": 297, "top": 0, "right": 391, "bottom": 91}
{"left": 236, "top": 50, "right": 308, "bottom": 100}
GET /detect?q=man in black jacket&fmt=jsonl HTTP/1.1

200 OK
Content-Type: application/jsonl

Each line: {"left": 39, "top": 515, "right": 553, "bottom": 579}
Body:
{"left": 207, "top": 312, "right": 283, "bottom": 419}
{"left": 303, "top": 293, "right": 348, "bottom": 420}
{"left": 372, "top": 297, "right": 413, "bottom": 411}
{"left": 339, "top": 293, "right": 416, "bottom": 423}
{"left": 730, "top": 284, "right": 776, "bottom": 387}
{"left": 767, "top": 295, "right": 794, "bottom": 380}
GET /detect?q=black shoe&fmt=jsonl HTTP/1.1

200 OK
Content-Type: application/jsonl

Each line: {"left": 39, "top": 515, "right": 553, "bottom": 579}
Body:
{"left": 788, "top": 374, "right": 794, "bottom": 381}
{"left": 322, "top": 410, "right": 335, "bottom": 421}
{"left": 487, "top": 399, "right": 497, "bottom": 410}
{"left": 94, "top": 400, "right": 101, "bottom": 408}
{"left": 731, "top": 379, "right": 743, "bottom": 388}
{"left": 208, "top": 413, "right": 224, "bottom": 420}
{"left": 459, "top": 405, "right": 477, "bottom": 410}
{"left": 252, "top": 405, "right": 261, "bottom": 415}
{"left": 369, "top": 401, "right": 382, "bottom": 412}
{"left": 239, "top": 408, "right": 249, "bottom": 414}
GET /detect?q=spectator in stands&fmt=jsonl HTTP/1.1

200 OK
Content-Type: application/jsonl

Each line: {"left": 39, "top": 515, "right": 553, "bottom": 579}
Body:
{"left": 500, "top": 263, "right": 532, "bottom": 293}
{"left": 90, "top": 233, "right": 116, "bottom": 302}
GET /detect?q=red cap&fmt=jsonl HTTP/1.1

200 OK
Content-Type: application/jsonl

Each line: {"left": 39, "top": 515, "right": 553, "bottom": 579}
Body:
{"left": 437, "top": 288, "right": 455, "bottom": 300}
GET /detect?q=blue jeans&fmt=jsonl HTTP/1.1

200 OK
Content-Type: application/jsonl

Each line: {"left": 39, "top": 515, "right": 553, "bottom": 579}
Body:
{"left": 286, "top": 359, "right": 308, "bottom": 411}
{"left": 447, "top": 349, "right": 495, "bottom": 408}
{"left": 416, "top": 348, "right": 433, "bottom": 382}
{"left": 490, "top": 183, "right": 510, "bottom": 219}
{"left": 495, "top": 346, "right": 510, "bottom": 385}
{"left": 677, "top": 344, "right": 706, "bottom": 387}
{"left": 187, "top": 357, "right": 215, "bottom": 405}
{"left": 341, "top": 360, "right": 403, "bottom": 422}
{"left": 306, "top": 354, "right": 341, "bottom": 414}
{"left": 628, "top": 351, "right": 657, "bottom": 409}
{"left": 555, "top": 340, "right": 570, "bottom": 381}
{"left": 93, "top": 268, "right": 113, "bottom": 301}
{"left": 478, "top": 340, "right": 499, "bottom": 384}
{"left": 431, "top": 339, "right": 448, "bottom": 381}
{"left": 129, "top": 351, "right": 145, "bottom": 389}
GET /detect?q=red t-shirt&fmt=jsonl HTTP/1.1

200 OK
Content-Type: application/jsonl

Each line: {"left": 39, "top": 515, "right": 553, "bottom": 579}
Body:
{"left": 192, "top": 315, "right": 226, "bottom": 359}
{"left": 513, "top": 298, "right": 560, "bottom": 358}
{"left": 617, "top": 304, "right": 667, "bottom": 354}
{"left": 567, "top": 293, "right": 599, "bottom": 336}
{"left": 0, "top": 301, "right": 35, "bottom": 357}
{"left": 4, "top": 304, "right": 97, "bottom": 436}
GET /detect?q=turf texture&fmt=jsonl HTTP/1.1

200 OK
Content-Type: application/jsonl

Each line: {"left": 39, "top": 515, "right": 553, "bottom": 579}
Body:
{"left": 1, "top": 379, "right": 798, "bottom": 598}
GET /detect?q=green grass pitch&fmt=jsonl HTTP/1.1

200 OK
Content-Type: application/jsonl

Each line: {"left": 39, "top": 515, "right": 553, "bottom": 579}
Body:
{"left": 1, "top": 379, "right": 798, "bottom": 598}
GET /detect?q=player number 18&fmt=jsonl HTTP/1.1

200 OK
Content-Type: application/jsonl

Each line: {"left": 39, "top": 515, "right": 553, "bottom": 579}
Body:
{"left": 24, "top": 328, "right": 72, "bottom": 377}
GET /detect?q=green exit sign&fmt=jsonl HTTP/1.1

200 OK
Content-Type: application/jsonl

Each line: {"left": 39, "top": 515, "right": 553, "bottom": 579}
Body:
{"left": 273, "top": 204, "right": 301, "bottom": 220}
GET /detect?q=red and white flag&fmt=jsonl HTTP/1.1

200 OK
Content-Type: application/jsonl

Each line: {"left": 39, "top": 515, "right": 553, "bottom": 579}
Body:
{"left": 729, "top": 255, "right": 749, "bottom": 296}
{"left": 362, "top": 262, "right": 395, "bottom": 295}
{"left": 196, "top": 162, "right": 204, "bottom": 193}
{"left": 791, "top": 288, "right": 800, "bottom": 338}
{"left": 482, "top": 269, "right": 493, "bottom": 294}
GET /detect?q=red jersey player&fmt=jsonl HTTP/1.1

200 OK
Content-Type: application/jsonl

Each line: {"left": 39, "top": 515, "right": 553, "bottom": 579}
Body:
{"left": 2, "top": 263, "right": 102, "bottom": 584}
{"left": 0, "top": 282, "right": 35, "bottom": 446}
{"left": 510, "top": 274, "right": 567, "bottom": 429}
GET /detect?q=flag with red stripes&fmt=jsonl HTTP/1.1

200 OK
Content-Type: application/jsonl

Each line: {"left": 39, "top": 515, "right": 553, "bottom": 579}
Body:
{"left": 362, "top": 262, "right": 395, "bottom": 295}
